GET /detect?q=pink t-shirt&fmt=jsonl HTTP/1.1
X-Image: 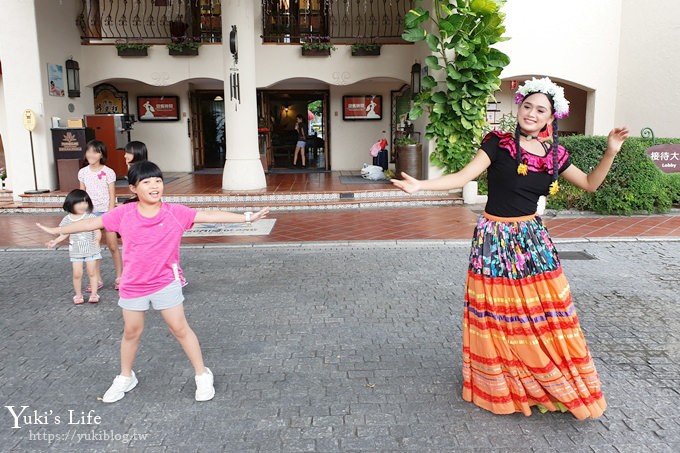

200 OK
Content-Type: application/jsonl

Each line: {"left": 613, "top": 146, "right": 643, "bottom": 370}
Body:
{"left": 102, "top": 202, "right": 197, "bottom": 299}
{"left": 78, "top": 165, "right": 116, "bottom": 213}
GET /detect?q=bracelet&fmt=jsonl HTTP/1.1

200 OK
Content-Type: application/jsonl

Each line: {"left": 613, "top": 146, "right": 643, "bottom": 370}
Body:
{"left": 244, "top": 211, "right": 253, "bottom": 223}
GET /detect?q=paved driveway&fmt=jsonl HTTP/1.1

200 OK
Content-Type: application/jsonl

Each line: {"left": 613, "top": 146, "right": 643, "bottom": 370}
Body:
{"left": 1, "top": 241, "right": 679, "bottom": 451}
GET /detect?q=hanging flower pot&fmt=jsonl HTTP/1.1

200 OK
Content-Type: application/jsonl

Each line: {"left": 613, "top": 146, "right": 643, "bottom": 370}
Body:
{"left": 351, "top": 44, "right": 381, "bottom": 56}
{"left": 115, "top": 44, "right": 150, "bottom": 57}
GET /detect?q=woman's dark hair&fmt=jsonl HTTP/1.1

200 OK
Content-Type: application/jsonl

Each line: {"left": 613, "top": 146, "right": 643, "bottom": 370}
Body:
{"left": 515, "top": 92, "right": 561, "bottom": 188}
{"left": 63, "top": 189, "right": 93, "bottom": 214}
{"left": 124, "top": 141, "right": 148, "bottom": 164}
{"left": 296, "top": 114, "right": 304, "bottom": 121}
{"left": 85, "top": 139, "right": 107, "bottom": 164}
{"left": 127, "top": 161, "right": 163, "bottom": 186}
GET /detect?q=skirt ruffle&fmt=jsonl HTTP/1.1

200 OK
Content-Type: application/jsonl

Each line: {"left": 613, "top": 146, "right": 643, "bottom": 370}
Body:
{"left": 462, "top": 213, "right": 606, "bottom": 420}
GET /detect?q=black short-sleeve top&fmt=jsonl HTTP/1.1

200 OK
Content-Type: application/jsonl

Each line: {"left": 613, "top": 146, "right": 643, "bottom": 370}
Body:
{"left": 480, "top": 130, "right": 572, "bottom": 217}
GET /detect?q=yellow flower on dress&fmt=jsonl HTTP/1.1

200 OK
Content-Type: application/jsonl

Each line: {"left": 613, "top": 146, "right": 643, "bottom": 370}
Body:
{"left": 549, "top": 180, "right": 560, "bottom": 195}
{"left": 517, "top": 163, "right": 528, "bottom": 176}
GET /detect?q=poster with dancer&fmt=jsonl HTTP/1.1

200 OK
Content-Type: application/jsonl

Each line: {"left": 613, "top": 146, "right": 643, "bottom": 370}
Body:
{"left": 137, "top": 96, "right": 180, "bottom": 121}
{"left": 342, "top": 95, "right": 382, "bottom": 120}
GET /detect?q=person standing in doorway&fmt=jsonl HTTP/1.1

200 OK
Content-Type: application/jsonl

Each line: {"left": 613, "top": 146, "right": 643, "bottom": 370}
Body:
{"left": 292, "top": 114, "right": 306, "bottom": 168}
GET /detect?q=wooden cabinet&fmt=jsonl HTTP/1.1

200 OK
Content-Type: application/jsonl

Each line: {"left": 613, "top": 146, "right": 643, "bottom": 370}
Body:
{"left": 84, "top": 115, "right": 128, "bottom": 178}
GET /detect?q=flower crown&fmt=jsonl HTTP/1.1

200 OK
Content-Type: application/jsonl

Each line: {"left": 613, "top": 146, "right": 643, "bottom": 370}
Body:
{"left": 514, "top": 77, "right": 570, "bottom": 119}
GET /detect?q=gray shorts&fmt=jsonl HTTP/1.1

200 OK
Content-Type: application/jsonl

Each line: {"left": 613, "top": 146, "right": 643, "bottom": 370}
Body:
{"left": 118, "top": 280, "right": 184, "bottom": 311}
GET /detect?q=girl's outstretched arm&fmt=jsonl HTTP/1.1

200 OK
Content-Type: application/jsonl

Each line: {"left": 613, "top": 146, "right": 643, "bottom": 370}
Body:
{"left": 560, "top": 127, "right": 629, "bottom": 193}
{"left": 194, "top": 207, "right": 270, "bottom": 224}
{"left": 37, "top": 216, "right": 104, "bottom": 236}
{"left": 391, "top": 149, "right": 491, "bottom": 194}
{"left": 46, "top": 234, "right": 68, "bottom": 249}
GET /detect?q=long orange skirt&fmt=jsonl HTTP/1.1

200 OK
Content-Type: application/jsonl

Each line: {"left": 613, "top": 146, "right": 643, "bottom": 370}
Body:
{"left": 462, "top": 213, "right": 606, "bottom": 420}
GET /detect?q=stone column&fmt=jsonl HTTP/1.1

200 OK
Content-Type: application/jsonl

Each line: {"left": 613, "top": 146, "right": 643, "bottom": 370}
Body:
{"left": 221, "top": 0, "right": 266, "bottom": 191}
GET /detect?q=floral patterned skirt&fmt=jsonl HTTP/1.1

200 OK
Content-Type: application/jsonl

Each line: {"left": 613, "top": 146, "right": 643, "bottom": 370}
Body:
{"left": 462, "top": 212, "right": 606, "bottom": 420}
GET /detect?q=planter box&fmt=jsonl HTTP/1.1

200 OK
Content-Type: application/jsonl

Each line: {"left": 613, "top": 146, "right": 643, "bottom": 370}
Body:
{"left": 169, "top": 47, "right": 199, "bottom": 56}
{"left": 351, "top": 47, "right": 381, "bottom": 56}
{"left": 117, "top": 48, "right": 148, "bottom": 57}
{"left": 301, "top": 48, "right": 331, "bottom": 57}
{"left": 395, "top": 144, "right": 423, "bottom": 180}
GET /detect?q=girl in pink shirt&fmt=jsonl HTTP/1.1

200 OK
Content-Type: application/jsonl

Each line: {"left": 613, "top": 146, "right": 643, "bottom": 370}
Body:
{"left": 39, "top": 161, "right": 270, "bottom": 403}
{"left": 78, "top": 140, "right": 123, "bottom": 290}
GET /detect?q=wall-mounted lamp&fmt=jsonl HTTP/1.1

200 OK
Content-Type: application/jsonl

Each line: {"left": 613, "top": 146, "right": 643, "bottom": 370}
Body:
{"left": 65, "top": 58, "right": 80, "bottom": 98}
{"left": 214, "top": 95, "right": 224, "bottom": 101}
{"left": 410, "top": 62, "right": 421, "bottom": 98}
{"left": 283, "top": 105, "right": 290, "bottom": 117}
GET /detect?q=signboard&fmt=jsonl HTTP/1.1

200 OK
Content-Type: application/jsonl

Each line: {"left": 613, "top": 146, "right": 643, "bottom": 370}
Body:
{"left": 137, "top": 96, "right": 180, "bottom": 121}
{"left": 23, "top": 109, "right": 37, "bottom": 131}
{"left": 50, "top": 128, "right": 95, "bottom": 159}
{"left": 645, "top": 144, "right": 680, "bottom": 173}
{"left": 342, "top": 95, "right": 382, "bottom": 120}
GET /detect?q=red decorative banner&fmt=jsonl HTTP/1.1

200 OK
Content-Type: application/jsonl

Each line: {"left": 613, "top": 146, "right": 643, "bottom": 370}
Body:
{"left": 137, "top": 96, "right": 180, "bottom": 121}
{"left": 342, "top": 95, "right": 382, "bottom": 120}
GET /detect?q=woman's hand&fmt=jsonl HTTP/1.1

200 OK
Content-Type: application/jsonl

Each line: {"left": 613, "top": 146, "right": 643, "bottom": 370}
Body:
{"left": 390, "top": 172, "right": 422, "bottom": 194}
{"left": 606, "top": 127, "right": 630, "bottom": 156}
{"left": 36, "top": 223, "right": 59, "bottom": 236}
{"left": 252, "top": 207, "right": 270, "bottom": 222}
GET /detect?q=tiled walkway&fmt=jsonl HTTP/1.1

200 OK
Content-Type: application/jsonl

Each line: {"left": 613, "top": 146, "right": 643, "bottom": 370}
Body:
{"left": 2, "top": 172, "right": 679, "bottom": 247}
{"left": 3, "top": 206, "right": 680, "bottom": 248}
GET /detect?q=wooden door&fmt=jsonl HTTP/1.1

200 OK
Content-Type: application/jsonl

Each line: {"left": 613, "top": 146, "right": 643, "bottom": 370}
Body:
{"left": 189, "top": 93, "right": 203, "bottom": 170}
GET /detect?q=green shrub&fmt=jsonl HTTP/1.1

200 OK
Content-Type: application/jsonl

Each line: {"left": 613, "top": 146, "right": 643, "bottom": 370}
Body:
{"left": 667, "top": 173, "right": 680, "bottom": 205}
{"left": 547, "top": 136, "right": 678, "bottom": 214}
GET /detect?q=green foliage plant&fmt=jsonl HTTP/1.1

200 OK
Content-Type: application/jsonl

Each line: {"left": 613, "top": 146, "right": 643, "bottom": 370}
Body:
{"left": 394, "top": 136, "right": 419, "bottom": 146}
{"left": 548, "top": 136, "right": 679, "bottom": 214}
{"left": 301, "top": 36, "right": 336, "bottom": 52}
{"left": 115, "top": 42, "right": 151, "bottom": 52}
{"left": 351, "top": 42, "right": 381, "bottom": 52}
{"left": 402, "top": 0, "right": 510, "bottom": 173}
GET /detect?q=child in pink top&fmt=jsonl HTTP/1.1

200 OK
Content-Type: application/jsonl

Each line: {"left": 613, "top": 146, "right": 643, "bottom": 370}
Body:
{"left": 38, "top": 161, "right": 270, "bottom": 403}
{"left": 78, "top": 140, "right": 123, "bottom": 290}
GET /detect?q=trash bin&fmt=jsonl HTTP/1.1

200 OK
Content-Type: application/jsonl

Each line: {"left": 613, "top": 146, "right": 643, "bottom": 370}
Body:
{"left": 395, "top": 144, "right": 423, "bottom": 179}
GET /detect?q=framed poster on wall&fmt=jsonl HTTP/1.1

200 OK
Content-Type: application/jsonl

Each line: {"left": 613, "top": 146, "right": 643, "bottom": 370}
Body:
{"left": 137, "top": 96, "right": 180, "bottom": 121}
{"left": 342, "top": 95, "right": 382, "bottom": 120}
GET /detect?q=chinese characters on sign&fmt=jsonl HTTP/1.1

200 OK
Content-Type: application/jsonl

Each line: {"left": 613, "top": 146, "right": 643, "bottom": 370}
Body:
{"left": 342, "top": 95, "right": 382, "bottom": 120}
{"left": 137, "top": 96, "right": 180, "bottom": 121}
{"left": 646, "top": 144, "right": 680, "bottom": 173}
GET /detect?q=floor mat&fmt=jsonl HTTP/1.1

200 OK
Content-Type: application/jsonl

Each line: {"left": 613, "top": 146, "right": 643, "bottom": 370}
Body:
{"left": 184, "top": 219, "right": 277, "bottom": 237}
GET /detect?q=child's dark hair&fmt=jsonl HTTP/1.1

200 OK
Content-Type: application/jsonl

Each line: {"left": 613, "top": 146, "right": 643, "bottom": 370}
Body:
{"left": 85, "top": 139, "right": 107, "bottom": 164}
{"left": 124, "top": 141, "right": 148, "bottom": 164}
{"left": 63, "top": 189, "right": 93, "bottom": 214}
{"left": 127, "top": 161, "right": 163, "bottom": 186}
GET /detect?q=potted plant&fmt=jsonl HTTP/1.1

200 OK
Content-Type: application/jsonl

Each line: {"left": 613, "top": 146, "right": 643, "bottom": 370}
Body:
{"left": 351, "top": 42, "right": 381, "bottom": 56}
{"left": 0, "top": 167, "right": 7, "bottom": 190}
{"left": 115, "top": 42, "right": 150, "bottom": 57}
{"left": 394, "top": 135, "right": 423, "bottom": 180}
{"left": 167, "top": 37, "right": 202, "bottom": 56}
{"left": 301, "top": 36, "right": 335, "bottom": 56}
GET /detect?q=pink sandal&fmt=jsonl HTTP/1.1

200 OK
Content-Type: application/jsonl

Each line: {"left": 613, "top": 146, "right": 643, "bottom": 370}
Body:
{"left": 86, "top": 281, "right": 104, "bottom": 293}
{"left": 73, "top": 295, "right": 85, "bottom": 305}
{"left": 88, "top": 294, "right": 100, "bottom": 304}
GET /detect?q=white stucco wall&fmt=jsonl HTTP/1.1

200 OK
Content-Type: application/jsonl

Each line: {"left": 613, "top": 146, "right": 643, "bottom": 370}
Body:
{"left": 497, "top": 0, "right": 623, "bottom": 135}
{"left": 615, "top": 0, "right": 680, "bottom": 138}
{"left": 0, "top": 0, "right": 93, "bottom": 196}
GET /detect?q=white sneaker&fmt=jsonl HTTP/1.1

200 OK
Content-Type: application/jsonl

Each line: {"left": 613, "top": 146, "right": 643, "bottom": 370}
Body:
{"left": 195, "top": 367, "right": 215, "bottom": 401}
{"left": 102, "top": 371, "right": 138, "bottom": 403}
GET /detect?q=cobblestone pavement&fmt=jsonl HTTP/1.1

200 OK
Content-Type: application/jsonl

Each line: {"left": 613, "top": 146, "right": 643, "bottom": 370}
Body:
{"left": 1, "top": 240, "right": 680, "bottom": 452}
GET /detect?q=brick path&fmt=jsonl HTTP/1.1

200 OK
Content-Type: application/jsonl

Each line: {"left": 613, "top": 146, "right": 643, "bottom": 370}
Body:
{"left": 1, "top": 241, "right": 680, "bottom": 451}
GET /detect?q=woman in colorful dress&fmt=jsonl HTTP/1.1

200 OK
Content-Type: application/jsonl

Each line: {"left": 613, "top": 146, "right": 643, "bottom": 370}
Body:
{"left": 392, "top": 77, "right": 629, "bottom": 419}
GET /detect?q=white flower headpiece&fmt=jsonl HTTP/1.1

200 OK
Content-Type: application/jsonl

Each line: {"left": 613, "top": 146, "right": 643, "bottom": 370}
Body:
{"left": 514, "top": 77, "right": 569, "bottom": 119}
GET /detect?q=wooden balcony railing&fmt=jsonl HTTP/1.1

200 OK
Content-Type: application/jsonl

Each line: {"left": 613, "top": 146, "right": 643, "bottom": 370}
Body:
{"left": 78, "top": 0, "right": 222, "bottom": 44}
{"left": 261, "top": 0, "right": 414, "bottom": 44}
